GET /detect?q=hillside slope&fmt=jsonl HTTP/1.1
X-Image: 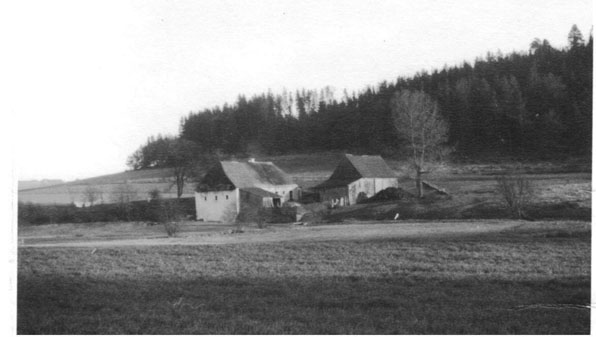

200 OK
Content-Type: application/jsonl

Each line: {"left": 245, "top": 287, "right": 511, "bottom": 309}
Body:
{"left": 18, "top": 168, "right": 194, "bottom": 205}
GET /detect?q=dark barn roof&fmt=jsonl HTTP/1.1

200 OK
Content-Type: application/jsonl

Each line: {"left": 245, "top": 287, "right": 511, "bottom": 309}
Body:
{"left": 197, "top": 160, "right": 295, "bottom": 191}
{"left": 314, "top": 154, "right": 396, "bottom": 189}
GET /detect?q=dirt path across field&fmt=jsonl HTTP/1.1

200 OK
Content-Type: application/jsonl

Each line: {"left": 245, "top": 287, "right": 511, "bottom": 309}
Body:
{"left": 19, "top": 220, "right": 536, "bottom": 248}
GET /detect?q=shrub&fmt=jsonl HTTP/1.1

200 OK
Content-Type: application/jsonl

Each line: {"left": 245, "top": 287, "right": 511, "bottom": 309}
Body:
{"left": 356, "top": 192, "right": 368, "bottom": 204}
{"left": 147, "top": 193, "right": 186, "bottom": 237}
{"left": 362, "top": 187, "right": 411, "bottom": 203}
{"left": 236, "top": 203, "right": 296, "bottom": 228}
{"left": 163, "top": 222, "right": 179, "bottom": 237}
{"left": 236, "top": 205, "right": 269, "bottom": 228}
{"left": 496, "top": 173, "right": 534, "bottom": 219}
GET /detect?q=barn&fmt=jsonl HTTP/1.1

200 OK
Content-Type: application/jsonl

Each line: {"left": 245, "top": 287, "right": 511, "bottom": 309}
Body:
{"left": 194, "top": 159, "right": 300, "bottom": 222}
{"left": 314, "top": 154, "right": 398, "bottom": 207}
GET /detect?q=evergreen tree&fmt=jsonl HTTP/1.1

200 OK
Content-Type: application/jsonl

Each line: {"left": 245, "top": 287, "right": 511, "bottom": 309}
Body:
{"left": 568, "top": 24, "right": 585, "bottom": 48}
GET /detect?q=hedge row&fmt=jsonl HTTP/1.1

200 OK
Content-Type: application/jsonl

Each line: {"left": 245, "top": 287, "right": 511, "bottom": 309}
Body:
{"left": 18, "top": 198, "right": 196, "bottom": 225}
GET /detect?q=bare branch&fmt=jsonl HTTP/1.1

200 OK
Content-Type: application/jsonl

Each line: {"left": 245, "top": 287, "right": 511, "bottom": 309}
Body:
{"left": 391, "top": 90, "right": 449, "bottom": 198}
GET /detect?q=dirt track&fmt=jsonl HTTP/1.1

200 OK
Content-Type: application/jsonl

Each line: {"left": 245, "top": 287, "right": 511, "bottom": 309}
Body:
{"left": 19, "top": 220, "right": 558, "bottom": 248}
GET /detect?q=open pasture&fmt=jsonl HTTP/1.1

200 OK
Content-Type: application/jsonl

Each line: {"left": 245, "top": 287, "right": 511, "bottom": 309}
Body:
{"left": 324, "top": 171, "right": 591, "bottom": 222}
{"left": 18, "top": 220, "right": 590, "bottom": 334}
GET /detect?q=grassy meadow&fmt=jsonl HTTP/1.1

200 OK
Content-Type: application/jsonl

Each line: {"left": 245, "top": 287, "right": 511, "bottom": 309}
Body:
{"left": 18, "top": 220, "right": 590, "bottom": 334}
{"left": 323, "top": 171, "right": 591, "bottom": 222}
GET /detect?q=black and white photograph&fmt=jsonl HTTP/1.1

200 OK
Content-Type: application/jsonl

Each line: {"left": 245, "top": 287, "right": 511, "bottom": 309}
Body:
{"left": 8, "top": 0, "right": 593, "bottom": 334}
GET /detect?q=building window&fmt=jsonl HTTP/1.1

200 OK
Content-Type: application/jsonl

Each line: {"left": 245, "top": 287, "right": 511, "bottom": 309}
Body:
{"left": 226, "top": 195, "right": 229, "bottom": 200}
{"left": 204, "top": 197, "right": 207, "bottom": 201}
{"left": 215, "top": 196, "right": 218, "bottom": 201}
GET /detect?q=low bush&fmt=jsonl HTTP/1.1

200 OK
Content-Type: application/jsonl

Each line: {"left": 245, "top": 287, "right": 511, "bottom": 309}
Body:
{"left": 236, "top": 204, "right": 296, "bottom": 227}
{"left": 361, "top": 187, "right": 413, "bottom": 203}
{"left": 496, "top": 173, "right": 534, "bottom": 219}
{"left": 236, "top": 205, "right": 269, "bottom": 228}
{"left": 163, "top": 222, "right": 180, "bottom": 237}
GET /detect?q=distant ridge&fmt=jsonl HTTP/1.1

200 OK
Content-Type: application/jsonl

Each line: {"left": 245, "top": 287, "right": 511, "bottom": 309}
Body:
{"left": 18, "top": 179, "right": 63, "bottom": 191}
{"left": 18, "top": 168, "right": 176, "bottom": 192}
{"left": 18, "top": 167, "right": 195, "bottom": 205}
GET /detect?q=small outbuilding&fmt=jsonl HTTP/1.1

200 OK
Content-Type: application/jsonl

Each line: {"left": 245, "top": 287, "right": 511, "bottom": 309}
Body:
{"left": 314, "top": 154, "right": 398, "bottom": 207}
{"left": 195, "top": 159, "right": 300, "bottom": 222}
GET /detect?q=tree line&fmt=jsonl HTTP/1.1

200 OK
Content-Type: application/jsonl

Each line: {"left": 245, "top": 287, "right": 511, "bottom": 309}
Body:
{"left": 18, "top": 196, "right": 196, "bottom": 226}
{"left": 131, "top": 26, "right": 592, "bottom": 170}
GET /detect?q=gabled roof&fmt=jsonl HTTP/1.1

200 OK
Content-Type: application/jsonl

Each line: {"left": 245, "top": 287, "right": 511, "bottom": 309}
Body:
{"left": 198, "top": 159, "right": 295, "bottom": 191}
{"left": 344, "top": 154, "right": 397, "bottom": 178}
{"left": 240, "top": 187, "right": 280, "bottom": 198}
{"left": 222, "top": 161, "right": 294, "bottom": 187}
{"left": 314, "top": 154, "right": 396, "bottom": 189}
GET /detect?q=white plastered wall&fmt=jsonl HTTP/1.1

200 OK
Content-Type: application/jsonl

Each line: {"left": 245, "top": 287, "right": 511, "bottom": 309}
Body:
{"left": 195, "top": 189, "right": 240, "bottom": 222}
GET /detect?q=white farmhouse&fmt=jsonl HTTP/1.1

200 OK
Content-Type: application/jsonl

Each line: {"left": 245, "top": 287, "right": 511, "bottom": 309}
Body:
{"left": 314, "top": 154, "right": 398, "bottom": 206}
{"left": 194, "top": 159, "right": 300, "bottom": 222}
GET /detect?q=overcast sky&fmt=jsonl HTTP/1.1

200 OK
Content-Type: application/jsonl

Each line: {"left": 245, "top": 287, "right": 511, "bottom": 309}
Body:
{"left": 6, "top": 0, "right": 592, "bottom": 181}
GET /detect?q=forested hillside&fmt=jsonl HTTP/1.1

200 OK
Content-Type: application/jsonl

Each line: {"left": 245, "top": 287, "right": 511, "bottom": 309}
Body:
{"left": 131, "top": 26, "right": 592, "bottom": 169}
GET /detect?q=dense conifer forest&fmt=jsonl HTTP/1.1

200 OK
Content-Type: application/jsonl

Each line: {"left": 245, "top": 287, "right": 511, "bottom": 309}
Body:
{"left": 129, "top": 26, "right": 592, "bottom": 169}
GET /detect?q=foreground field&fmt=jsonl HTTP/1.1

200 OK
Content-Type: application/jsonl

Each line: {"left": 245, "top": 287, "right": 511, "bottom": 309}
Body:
{"left": 18, "top": 220, "right": 590, "bottom": 334}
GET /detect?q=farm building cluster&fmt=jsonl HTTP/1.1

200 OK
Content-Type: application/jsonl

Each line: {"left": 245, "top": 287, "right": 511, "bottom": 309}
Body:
{"left": 194, "top": 154, "right": 398, "bottom": 221}
{"left": 19, "top": 154, "right": 399, "bottom": 222}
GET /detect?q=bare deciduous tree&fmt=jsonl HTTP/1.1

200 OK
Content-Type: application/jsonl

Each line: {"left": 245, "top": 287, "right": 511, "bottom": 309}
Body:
{"left": 392, "top": 90, "right": 449, "bottom": 198}
{"left": 496, "top": 173, "right": 534, "bottom": 219}
{"left": 146, "top": 188, "right": 181, "bottom": 236}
